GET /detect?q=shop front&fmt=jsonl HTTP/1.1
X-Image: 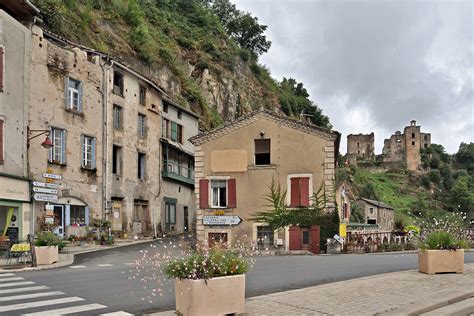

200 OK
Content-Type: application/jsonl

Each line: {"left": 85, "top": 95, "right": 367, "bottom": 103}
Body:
{"left": 49, "top": 197, "right": 89, "bottom": 238}
{"left": 0, "top": 175, "right": 31, "bottom": 241}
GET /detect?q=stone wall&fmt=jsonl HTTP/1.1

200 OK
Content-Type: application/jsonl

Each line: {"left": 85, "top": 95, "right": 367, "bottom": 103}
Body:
{"left": 347, "top": 133, "right": 375, "bottom": 161}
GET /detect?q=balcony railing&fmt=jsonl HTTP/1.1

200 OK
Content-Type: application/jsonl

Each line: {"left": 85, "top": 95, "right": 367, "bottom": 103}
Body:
{"left": 162, "top": 160, "right": 194, "bottom": 185}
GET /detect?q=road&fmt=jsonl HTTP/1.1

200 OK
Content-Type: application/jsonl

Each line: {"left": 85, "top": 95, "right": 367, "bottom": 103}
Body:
{"left": 0, "top": 239, "right": 473, "bottom": 315}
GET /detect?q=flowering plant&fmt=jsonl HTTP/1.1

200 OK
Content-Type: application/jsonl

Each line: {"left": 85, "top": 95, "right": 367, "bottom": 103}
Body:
{"left": 419, "top": 230, "right": 468, "bottom": 251}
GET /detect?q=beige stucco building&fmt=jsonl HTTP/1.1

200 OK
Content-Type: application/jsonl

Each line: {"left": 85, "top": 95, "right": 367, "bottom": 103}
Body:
{"left": 355, "top": 198, "right": 394, "bottom": 231}
{"left": 190, "top": 110, "right": 340, "bottom": 250}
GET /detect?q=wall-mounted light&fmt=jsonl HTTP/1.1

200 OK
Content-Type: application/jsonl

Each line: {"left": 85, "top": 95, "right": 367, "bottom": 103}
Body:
{"left": 260, "top": 130, "right": 265, "bottom": 137}
{"left": 28, "top": 127, "right": 53, "bottom": 149}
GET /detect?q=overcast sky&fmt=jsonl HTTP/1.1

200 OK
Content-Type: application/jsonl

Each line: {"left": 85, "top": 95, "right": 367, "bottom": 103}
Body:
{"left": 232, "top": 0, "right": 473, "bottom": 154}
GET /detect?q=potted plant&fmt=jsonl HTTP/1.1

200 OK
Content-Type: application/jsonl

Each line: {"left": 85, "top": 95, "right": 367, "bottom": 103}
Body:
{"left": 34, "top": 231, "right": 63, "bottom": 265}
{"left": 163, "top": 247, "right": 250, "bottom": 316}
{"left": 418, "top": 231, "right": 467, "bottom": 274}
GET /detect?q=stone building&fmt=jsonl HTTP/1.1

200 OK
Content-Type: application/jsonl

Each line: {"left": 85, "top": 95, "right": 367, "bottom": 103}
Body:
{"left": 336, "top": 181, "right": 355, "bottom": 223}
{"left": 190, "top": 110, "right": 340, "bottom": 251}
{"left": 355, "top": 198, "right": 394, "bottom": 231}
{"left": 0, "top": 1, "right": 37, "bottom": 240}
{"left": 382, "top": 120, "right": 431, "bottom": 170}
{"left": 346, "top": 133, "right": 374, "bottom": 163}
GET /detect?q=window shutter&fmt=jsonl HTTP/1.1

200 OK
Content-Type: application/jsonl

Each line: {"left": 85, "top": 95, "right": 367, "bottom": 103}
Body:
{"left": 91, "top": 138, "right": 96, "bottom": 169}
{"left": 61, "top": 130, "right": 67, "bottom": 164}
{"left": 0, "top": 47, "right": 4, "bottom": 92}
{"left": 65, "top": 77, "right": 70, "bottom": 109}
{"left": 0, "top": 120, "right": 3, "bottom": 162}
{"left": 199, "top": 179, "right": 209, "bottom": 209}
{"left": 171, "top": 122, "right": 177, "bottom": 141}
{"left": 80, "top": 135, "right": 85, "bottom": 168}
{"left": 290, "top": 177, "right": 300, "bottom": 207}
{"left": 85, "top": 206, "right": 90, "bottom": 225}
{"left": 48, "top": 128, "right": 53, "bottom": 163}
{"left": 299, "top": 177, "right": 310, "bottom": 207}
{"left": 78, "top": 81, "right": 83, "bottom": 112}
{"left": 227, "top": 179, "right": 237, "bottom": 208}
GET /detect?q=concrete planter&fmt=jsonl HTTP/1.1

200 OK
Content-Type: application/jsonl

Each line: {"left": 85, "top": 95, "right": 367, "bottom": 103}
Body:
{"left": 418, "top": 249, "right": 464, "bottom": 274}
{"left": 175, "top": 274, "right": 245, "bottom": 316}
{"left": 34, "top": 246, "right": 59, "bottom": 265}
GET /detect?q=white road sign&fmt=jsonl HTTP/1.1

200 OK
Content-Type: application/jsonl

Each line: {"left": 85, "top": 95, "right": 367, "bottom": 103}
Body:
{"left": 203, "top": 215, "right": 242, "bottom": 226}
{"left": 42, "top": 173, "right": 62, "bottom": 180}
{"left": 32, "top": 187, "right": 58, "bottom": 194}
{"left": 33, "top": 193, "right": 58, "bottom": 202}
{"left": 33, "top": 181, "right": 59, "bottom": 189}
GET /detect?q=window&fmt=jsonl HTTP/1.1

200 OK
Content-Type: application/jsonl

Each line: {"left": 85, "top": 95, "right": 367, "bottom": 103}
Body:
{"left": 424, "top": 143, "right": 428, "bottom": 148}
{"left": 0, "top": 119, "right": 3, "bottom": 163}
{"left": 113, "top": 105, "right": 123, "bottom": 129}
{"left": 177, "top": 110, "right": 182, "bottom": 119}
{"left": 171, "top": 121, "right": 178, "bottom": 141}
{"left": 178, "top": 124, "right": 183, "bottom": 144}
{"left": 343, "top": 203, "right": 348, "bottom": 219}
{"left": 66, "top": 78, "right": 82, "bottom": 112}
{"left": 133, "top": 200, "right": 149, "bottom": 222}
{"left": 290, "top": 177, "right": 310, "bottom": 207}
{"left": 412, "top": 141, "right": 415, "bottom": 146}
{"left": 139, "top": 85, "right": 146, "bottom": 105}
{"left": 162, "top": 118, "right": 170, "bottom": 138}
{"left": 367, "top": 219, "right": 377, "bottom": 224}
{"left": 81, "top": 135, "right": 96, "bottom": 169}
{"left": 112, "top": 145, "right": 122, "bottom": 175}
{"left": 257, "top": 226, "right": 274, "bottom": 249}
{"left": 138, "top": 114, "right": 146, "bottom": 138}
{"left": 412, "top": 133, "right": 415, "bottom": 139}
{"left": 138, "top": 152, "right": 146, "bottom": 180}
{"left": 211, "top": 180, "right": 227, "bottom": 207}
{"left": 357, "top": 142, "right": 360, "bottom": 148}
{"left": 369, "top": 207, "right": 374, "bottom": 214}
{"left": 49, "top": 128, "right": 66, "bottom": 164}
{"left": 165, "top": 203, "right": 176, "bottom": 225}
{"left": 424, "top": 135, "right": 428, "bottom": 141}
{"left": 113, "top": 71, "right": 123, "bottom": 95}
{"left": 70, "top": 206, "right": 87, "bottom": 226}
{"left": 163, "top": 102, "right": 168, "bottom": 113}
{"left": 255, "top": 139, "right": 270, "bottom": 165}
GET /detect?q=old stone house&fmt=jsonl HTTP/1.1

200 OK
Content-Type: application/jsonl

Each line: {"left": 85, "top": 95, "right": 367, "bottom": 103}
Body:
{"left": 190, "top": 110, "right": 340, "bottom": 251}
{"left": 355, "top": 198, "right": 394, "bottom": 230}
{"left": 336, "top": 181, "right": 355, "bottom": 223}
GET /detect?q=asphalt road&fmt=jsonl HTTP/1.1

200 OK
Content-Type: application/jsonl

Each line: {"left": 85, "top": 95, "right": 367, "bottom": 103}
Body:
{"left": 5, "top": 240, "right": 474, "bottom": 315}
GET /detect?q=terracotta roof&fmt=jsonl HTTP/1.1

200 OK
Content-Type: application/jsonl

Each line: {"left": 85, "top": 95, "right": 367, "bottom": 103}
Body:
{"left": 359, "top": 198, "right": 394, "bottom": 210}
{"left": 189, "top": 109, "right": 340, "bottom": 146}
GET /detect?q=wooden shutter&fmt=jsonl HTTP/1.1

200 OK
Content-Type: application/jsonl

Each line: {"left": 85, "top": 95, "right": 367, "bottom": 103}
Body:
{"left": 227, "top": 179, "right": 236, "bottom": 208}
{"left": 61, "top": 130, "right": 67, "bottom": 164}
{"left": 199, "top": 179, "right": 209, "bottom": 209}
{"left": 80, "top": 135, "right": 85, "bottom": 168}
{"left": 65, "top": 77, "right": 70, "bottom": 109}
{"left": 300, "top": 177, "right": 310, "bottom": 206}
{"left": 0, "top": 47, "right": 4, "bottom": 92}
{"left": 91, "top": 138, "right": 96, "bottom": 169}
{"left": 0, "top": 120, "right": 3, "bottom": 162}
{"left": 290, "top": 177, "right": 300, "bottom": 207}
{"left": 78, "top": 81, "right": 83, "bottom": 112}
{"left": 171, "top": 121, "right": 177, "bottom": 141}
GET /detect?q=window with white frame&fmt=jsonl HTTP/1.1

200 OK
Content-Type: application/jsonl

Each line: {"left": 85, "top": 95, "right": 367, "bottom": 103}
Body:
{"left": 50, "top": 128, "right": 66, "bottom": 164}
{"left": 211, "top": 180, "right": 227, "bottom": 208}
{"left": 81, "top": 135, "right": 96, "bottom": 169}
{"left": 67, "top": 78, "right": 82, "bottom": 112}
{"left": 138, "top": 113, "right": 146, "bottom": 138}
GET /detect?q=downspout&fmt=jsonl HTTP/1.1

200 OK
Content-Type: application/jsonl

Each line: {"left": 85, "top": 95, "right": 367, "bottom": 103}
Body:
{"left": 100, "top": 57, "right": 112, "bottom": 228}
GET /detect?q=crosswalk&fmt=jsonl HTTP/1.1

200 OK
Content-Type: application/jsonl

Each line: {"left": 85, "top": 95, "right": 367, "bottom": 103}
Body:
{"left": 0, "top": 273, "right": 133, "bottom": 315}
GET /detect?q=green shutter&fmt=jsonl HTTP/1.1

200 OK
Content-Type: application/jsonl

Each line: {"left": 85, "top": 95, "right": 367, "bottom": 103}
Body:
{"left": 171, "top": 122, "right": 177, "bottom": 141}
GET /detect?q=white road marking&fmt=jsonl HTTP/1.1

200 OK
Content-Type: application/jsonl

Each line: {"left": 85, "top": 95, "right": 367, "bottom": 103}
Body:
{"left": 97, "top": 264, "right": 114, "bottom": 267}
{"left": 123, "top": 263, "right": 134, "bottom": 266}
{"left": 0, "top": 296, "right": 83, "bottom": 312}
{"left": 0, "top": 277, "right": 24, "bottom": 282}
{"left": 0, "top": 273, "right": 15, "bottom": 277}
{"left": 69, "top": 265, "right": 86, "bottom": 269}
{"left": 0, "top": 285, "right": 49, "bottom": 295}
{"left": 22, "top": 303, "right": 107, "bottom": 316}
{"left": 0, "top": 291, "right": 64, "bottom": 302}
{"left": 100, "top": 312, "right": 134, "bottom": 316}
{"left": 0, "top": 281, "right": 35, "bottom": 288}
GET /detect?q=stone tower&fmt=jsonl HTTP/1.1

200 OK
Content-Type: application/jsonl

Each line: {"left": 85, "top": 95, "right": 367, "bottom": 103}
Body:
{"left": 347, "top": 133, "right": 375, "bottom": 163}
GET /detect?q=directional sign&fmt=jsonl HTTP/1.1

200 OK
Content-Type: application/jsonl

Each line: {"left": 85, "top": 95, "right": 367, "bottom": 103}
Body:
{"left": 334, "top": 234, "right": 344, "bottom": 245}
{"left": 32, "top": 187, "right": 58, "bottom": 194}
{"left": 42, "top": 173, "right": 62, "bottom": 180}
{"left": 203, "top": 215, "right": 242, "bottom": 226}
{"left": 33, "top": 193, "right": 58, "bottom": 202}
{"left": 33, "top": 181, "right": 59, "bottom": 189}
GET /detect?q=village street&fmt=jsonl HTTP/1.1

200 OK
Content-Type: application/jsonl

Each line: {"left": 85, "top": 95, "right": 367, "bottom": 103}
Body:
{"left": 1, "top": 240, "right": 471, "bottom": 315}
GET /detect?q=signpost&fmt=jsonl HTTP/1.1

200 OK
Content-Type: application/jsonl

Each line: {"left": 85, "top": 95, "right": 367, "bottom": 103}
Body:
{"left": 33, "top": 193, "right": 58, "bottom": 202}
{"left": 32, "top": 187, "right": 58, "bottom": 194}
{"left": 42, "top": 172, "right": 62, "bottom": 180}
{"left": 334, "top": 234, "right": 344, "bottom": 245}
{"left": 32, "top": 181, "right": 59, "bottom": 189}
{"left": 203, "top": 215, "right": 242, "bottom": 226}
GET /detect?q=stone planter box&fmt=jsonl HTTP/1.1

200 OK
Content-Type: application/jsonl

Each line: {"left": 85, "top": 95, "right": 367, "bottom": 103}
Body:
{"left": 175, "top": 274, "right": 245, "bottom": 316}
{"left": 418, "top": 249, "right": 464, "bottom": 274}
{"left": 34, "top": 246, "right": 59, "bottom": 265}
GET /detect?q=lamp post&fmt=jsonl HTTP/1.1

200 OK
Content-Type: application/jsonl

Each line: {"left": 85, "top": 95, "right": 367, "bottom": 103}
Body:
{"left": 27, "top": 128, "right": 53, "bottom": 149}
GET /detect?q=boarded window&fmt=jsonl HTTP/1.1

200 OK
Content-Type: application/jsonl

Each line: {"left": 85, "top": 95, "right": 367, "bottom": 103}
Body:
{"left": 255, "top": 139, "right": 270, "bottom": 165}
{"left": 133, "top": 200, "right": 149, "bottom": 222}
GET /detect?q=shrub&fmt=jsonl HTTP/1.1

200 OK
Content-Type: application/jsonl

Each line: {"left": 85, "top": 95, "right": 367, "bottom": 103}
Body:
{"left": 35, "top": 231, "right": 65, "bottom": 250}
{"left": 420, "top": 231, "right": 467, "bottom": 250}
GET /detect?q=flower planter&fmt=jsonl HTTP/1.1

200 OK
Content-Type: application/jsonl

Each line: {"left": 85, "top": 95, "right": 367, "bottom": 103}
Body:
{"left": 34, "top": 246, "right": 58, "bottom": 265}
{"left": 418, "top": 249, "right": 464, "bottom": 274}
{"left": 175, "top": 274, "right": 245, "bottom": 316}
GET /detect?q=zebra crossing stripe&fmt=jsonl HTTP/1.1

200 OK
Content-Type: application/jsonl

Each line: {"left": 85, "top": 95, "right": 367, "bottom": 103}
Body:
{"left": 0, "top": 273, "right": 15, "bottom": 277}
{"left": 69, "top": 265, "right": 86, "bottom": 269}
{"left": 22, "top": 303, "right": 107, "bottom": 316}
{"left": 0, "top": 296, "right": 83, "bottom": 312}
{"left": 0, "top": 277, "right": 24, "bottom": 282}
{"left": 0, "top": 286, "right": 49, "bottom": 295}
{"left": 97, "top": 264, "right": 114, "bottom": 267}
{"left": 0, "top": 291, "right": 64, "bottom": 302}
{"left": 0, "top": 281, "right": 35, "bottom": 288}
{"left": 100, "top": 312, "right": 134, "bottom": 316}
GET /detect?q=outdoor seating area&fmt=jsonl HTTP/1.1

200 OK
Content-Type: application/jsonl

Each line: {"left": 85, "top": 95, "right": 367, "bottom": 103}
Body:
{"left": 0, "top": 236, "right": 33, "bottom": 266}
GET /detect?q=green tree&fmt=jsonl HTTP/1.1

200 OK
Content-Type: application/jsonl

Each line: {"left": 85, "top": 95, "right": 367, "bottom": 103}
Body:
{"left": 359, "top": 182, "right": 378, "bottom": 200}
{"left": 455, "top": 142, "right": 474, "bottom": 173}
{"left": 449, "top": 175, "right": 474, "bottom": 217}
{"left": 349, "top": 203, "right": 365, "bottom": 223}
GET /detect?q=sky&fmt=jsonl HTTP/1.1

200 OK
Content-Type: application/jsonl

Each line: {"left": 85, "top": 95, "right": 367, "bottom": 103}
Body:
{"left": 232, "top": 0, "right": 473, "bottom": 154}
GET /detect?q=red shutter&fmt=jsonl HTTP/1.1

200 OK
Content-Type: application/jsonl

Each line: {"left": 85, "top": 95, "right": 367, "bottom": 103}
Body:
{"left": 227, "top": 179, "right": 236, "bottom": 208}
{"left": 300, "top": 177, "right": 310, "bottom": 206}
{"left": 0, "top": 120, "right": 3, "bottom": 162}
{"left": 0, "top": 47, "right": 4, "bottom": 92}
{"left": 199, "top": 179, "right": 209, "bottom": 209}
{"left": 290, "top": 177, "right": 300, "bottom": 207}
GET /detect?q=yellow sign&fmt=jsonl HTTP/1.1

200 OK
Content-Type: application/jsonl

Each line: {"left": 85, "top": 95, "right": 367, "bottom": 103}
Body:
{"left": 339, "top": 223, "right": 347, "bottom": 238}
{"left": 214, "top": 210, "right": 225, "bottom": 216}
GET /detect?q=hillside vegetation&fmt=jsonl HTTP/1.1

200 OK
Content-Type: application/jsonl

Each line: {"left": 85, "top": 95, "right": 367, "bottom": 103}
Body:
{"left": 32, "top": 0, "right": 330, "bottom": 129}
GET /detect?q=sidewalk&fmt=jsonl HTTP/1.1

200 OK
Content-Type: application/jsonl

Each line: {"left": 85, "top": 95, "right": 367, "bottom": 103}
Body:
{"left": 151, "top": 263, "right": 474, "bottom": 316}
{"left": 0, "top": 237, "right": 154, "bottom": 272}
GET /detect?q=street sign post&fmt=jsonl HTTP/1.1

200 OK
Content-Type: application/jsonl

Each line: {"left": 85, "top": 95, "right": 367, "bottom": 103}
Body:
{"left": 33, "top": 193, "right": 58, "bottom": 202}
{"left": 202, "top": 215, "right": 242, "bottom": 226}
{"left": 42, "top": 173, "right": 62, "bottom": 180}
{"left": 32, "top": 187, "right": 58, "bottom": 194}
{"left": 32, "top": 181, "right": 59, "bottom": 189}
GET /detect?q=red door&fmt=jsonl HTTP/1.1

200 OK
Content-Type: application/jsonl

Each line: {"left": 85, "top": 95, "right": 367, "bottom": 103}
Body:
{"left": 289, "top": 226, "right": 301, "bottom": 250}
{"left": 310, "top": 225, "right": 320, "bottom": 254}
